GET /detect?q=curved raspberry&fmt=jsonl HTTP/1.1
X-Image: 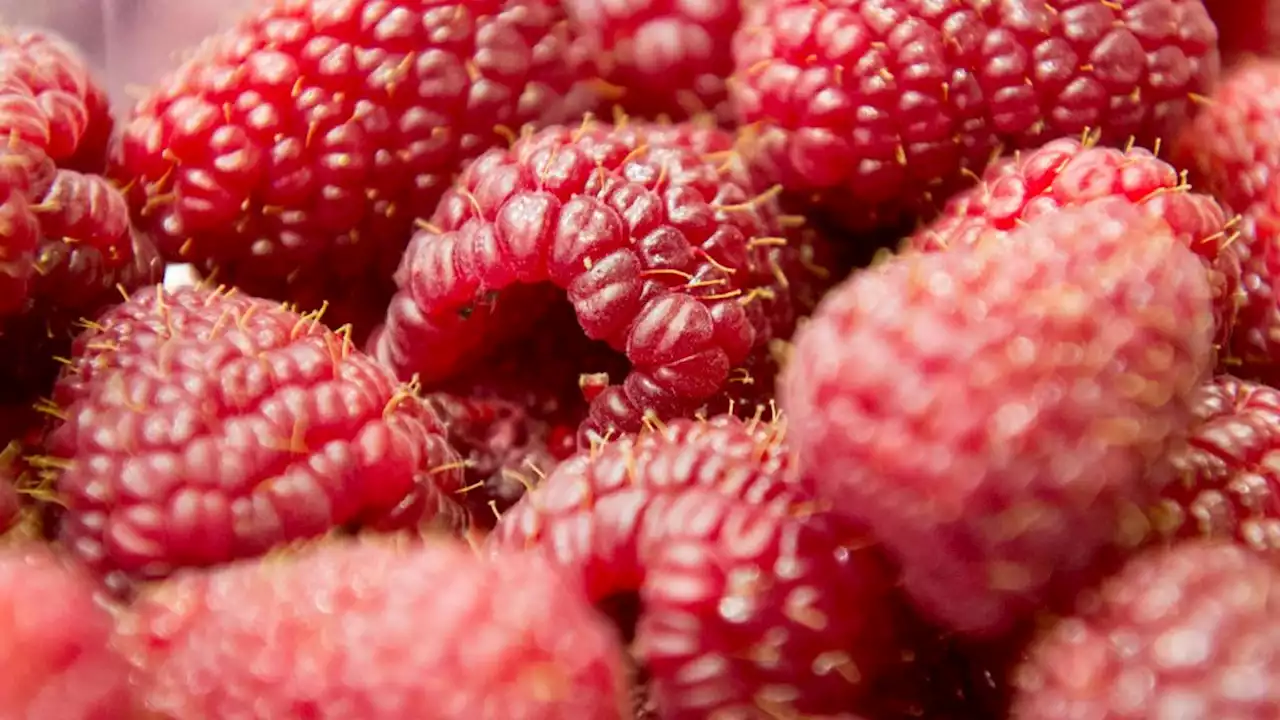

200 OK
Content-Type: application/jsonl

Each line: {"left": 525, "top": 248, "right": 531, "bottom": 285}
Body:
{"left": 1011, "top": 541, "right": 1280, "bottom": 719}
{"left": 904, "top": 137, "right": 1241, "bottom": 346}
{"left": 731, "top": 0, "right": 1220, "bottom": 230}
{"left": 116, "top": 538, "right": 628, "bottom": 719}
{"left": 374, "top": 119, "right": 825, "bottom": 440}
{"left": 109, "top": 0, "right": 598, "bottom": 330}
{"left": 42, "top": 285, "right": 467, "bottom": 591}
{"left": 1174, "top": 60, "right": 1280, "bottom": 215}
{"left": 781, "top": 199, "right": 1216, "bottom": 637}
{"left": 0, "top": 28, "right": 114, "bottom": 173}
{"left": 1146, "top": 375, "right": 1280, "bottom": 562}
{"left": 0, "top": 545, "right": 133, "bottom": 718}
{"left": 564, "top": 0, "right": 738, "bottom": 122}
{"left": 488, "top": 415, "right": 897, "bottom": 718}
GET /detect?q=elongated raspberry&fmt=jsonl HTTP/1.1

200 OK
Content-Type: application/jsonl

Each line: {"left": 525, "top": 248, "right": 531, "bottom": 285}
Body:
{"left": 731, "top": 0, "right": 1220, "bottom": 230}
{"left": 1146, "top": 375, "right": 1280, "bottom": 562}
{"left": 42, "top": 285, "right": 467, "bottom": 592}
{"left": 110, "top": 0, "right": 598, "bottom": 331}
{"left": 1174, "top": 60, "right": 1280, "bottom": 215}
{"left": 1011, "top": 541, "right": 1280, "bottom": 719}
{"left": 0, "top": 28, "right": 114, "bottom": 173}
{"left": 489, "top": 415, "right": 897, "bottom": 718}
{"left": 904, "top": 137, "right": 1241, "bottom": 345}
{"left": 564, "top": 0, "right": 738, "bottom": 122}
{"left": 0, "top": 545, "right": 132, "bottom": 718}
{"left": 782, "top": 199, "right": 1217, "bottom": 637}
{"left": 374, "top": 119, "right": 824, "bottom": 440}
{"left": 116, "top": 538, "right": 628, "bottom": 719}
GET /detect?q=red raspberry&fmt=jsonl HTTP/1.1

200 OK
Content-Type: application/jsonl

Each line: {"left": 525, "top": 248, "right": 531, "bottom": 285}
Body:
{"left": 109, "top": 0, "right": 599, "bottom": 336}
{"left": 0, "top": 28, "right": 114, "bottom": 173}
{"left": 1225, "top": 180, "right": 1280, "bottom": 382}
{"left": 1174, "top": 60, "right": 1280, "bottom": 215}
{"left": 488, "top": 415, "right": 898, "bottom": 718}
{"left": 1205, "top": 0, "right": 1280, "bottom": 68}
{"left": 1147, "top": 375, "right": 1280, "bottom": 562}
{"left": 731, "top": 0, "right": 1220, "bottom": 230}
{"left": 564, "top": 0, "right": 738, "bottom": 122}
{"left": 41, "top": 285, "right": 468, "bottom": 592}
{"left": 116, "top": 538, "right": 628, "bottom": 719}
{"left": 781, "top": 199, "right": 1217, "bottom": 637}
{"left": 904, "top": 137, "right": 1241, "bottom": 346}
{"left": 0, "top": 545, "right": 132, "bottom": 718}
{"left": 373, "top": 120, "right": 826, "bottom": 440}
{"left": 0, "top": 148, "right": 45, "bottom": 317}
{"left": 1011, "top": 541, "right": 1280, "bottom": 719}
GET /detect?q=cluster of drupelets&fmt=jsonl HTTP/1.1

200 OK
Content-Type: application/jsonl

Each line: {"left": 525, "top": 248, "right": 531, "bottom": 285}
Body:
{"left": 1, "top": 0, "right": 1280, "bottom": 719}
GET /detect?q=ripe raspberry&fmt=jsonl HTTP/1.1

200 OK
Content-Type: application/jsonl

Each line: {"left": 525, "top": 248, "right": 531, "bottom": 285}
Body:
{"left": 374, "top": 119, "right": 826, "bottom": 440}
{"left": 782, "top": 199, "right": 1217, "bottom": 637}
{"left": 116, "top": 538, "right": 628, "bottom": 719}
{"left": 489, "top": 415, "right": 898, "bottom": 718}
{"left": 0, "top": 147, "right": 45, "bottom": 317}
{"left": 0, "top": 27, "right": 114, "bottom": 173}
{"left": 904, "top": 137, "right": 1241, "bottom": 345}
{"left": 41, "top": 285, "right": 468, "bottom": 591}
{"left": 1146, "top": 375, "right": 1280, "bottom": 562}
{"left": 1173, "top": 60, "right": 1280, "bottom": 215}
{"left": 110, "top": 0, "right": 598, "bottom": 331}
{"left": 731, "top": 0, "right": 1220, "bottom": 230}
{"left": 1011, "top": 541, "right": 1280, "bottom": 719}
{"left": 0, "top": 545, "right": 132, "bottom": 718}
{"left": 1224, "top": 180, "right": 1280, "bottom": 382}
{"left": 563, "top": 0, "right": 738, "bottom": 122}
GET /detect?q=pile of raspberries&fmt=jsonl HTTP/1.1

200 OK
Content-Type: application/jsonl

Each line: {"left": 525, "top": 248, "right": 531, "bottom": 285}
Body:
{"left": 8, "top": 0, "right": 1280, "bottom": 718}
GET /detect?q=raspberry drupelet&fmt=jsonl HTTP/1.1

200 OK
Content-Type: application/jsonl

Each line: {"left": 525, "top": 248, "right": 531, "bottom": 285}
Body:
{"left": 116, "top": 538, "right": 630, "bottom": 720}
{"left": 489, "top": 415, "right": 899, "bottom": 718}
{"left": 372, "top": 119, "right": 829, "bottom": 441}
{"left": 109, "top": 0, "right": 600, "bottom": 337}
{"left": 782, "top": 199, "right": 1217, "bottom": 637}
{"left": 40, "top": 285, "right": 468, "bottom": 592}
{"left": 904, "top": 136, "right": 1242, "bottom": 347}
{"left": 730, "top": 0, "right": 1220, "bottom": 231}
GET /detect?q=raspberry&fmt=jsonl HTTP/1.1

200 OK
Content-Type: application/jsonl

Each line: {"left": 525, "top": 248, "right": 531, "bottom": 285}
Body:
{"left": 424, "top": 392, "right": 564, "bottom": 527}
{"left": 40, "top": 285, "right": 468, "bottom": 591}
{"left": 1147, "top": 375, "right": 1280, "bottom": 562}
{"left": 1205, "top": 0, "right": 1280, "bottom": 67}
{"left": 0, "top": 28, "right": 114, "bottom": 173}
{"left": 904, "top": 137, "right": 1241, "bottom": 346}
{"left": 730, "top": 0, "right": 1220, "bottom": 230}
{"left": 0, "top": 545, "right": 132, "bottom": 718}
{"left": 488, "top": 415, "right": 898, "bottom": 718}
{"left": 109, "top": 0, "right": 599, "bottom": 335}
{"left": 563, "top": 0, "right": 738, "bottom": 122}
{"left": 373, "top": 120, "right": 827, "bottom": 440}
{"left": 1011, "top": 541, "right": 1280, "bottom": 719}
{"left": 1225, "top": 180, "right": 1280, "bottom": 382}
{"left": 0, "top": 147, "right": 45, "bottom": 317}
{"left": 1173, "top": 59, "right": 1280, "bottom": 215}
{"left": 115, "top": 538, "right": 628, "bottom": 719}
{"left": 781, "top": 199, "right": 1217, "bottom": 637}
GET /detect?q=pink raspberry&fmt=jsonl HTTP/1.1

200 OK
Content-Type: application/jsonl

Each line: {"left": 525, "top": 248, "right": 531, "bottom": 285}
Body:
{"left": 42, "top": 285, "right": 467, "bottom": 592}
{"left": 488, "top": 415, "right": 898, "bottom": 718}
{"left": 731, "top": 0, "right": 1220, "bottom": 230}
{"left": 782, "top": 199, "right": 1216, "bottom": 637}
{"left": 115, "top": 538, "right": 629, "bottom": 719}
{"left": 109, "top": 0, "right": 600, "bottom": 339}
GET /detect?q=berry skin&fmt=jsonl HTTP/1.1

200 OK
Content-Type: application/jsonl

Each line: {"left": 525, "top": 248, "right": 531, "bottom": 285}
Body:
{"left": 0, "top": 545, "right": 133, "bottom": 719}
{"left": 563, "top": 0, "right": 738, "bottom": 122}
{"left": 115, "top": 538, "right": 628, "bottom": 720}
{"left": 1148, "top": 375, "right": 1280, "bottom": 561}
{"left": 1205, "top": 0, "right": 1280, "bottom": 68}
{"left": 109, "top": 0, "right": 599, "bottom": 332}
{"left": 1011, "top": 541, "right": 1280, "bottom": 719}
{"left": 42, "top": 285, "right": 468, "bottom": 591}
{"left": 488, "top": 415, "right": 898, "bottom": 718}
{"left": 373, "top": 120, "right": 824, "bottom": 440}
{"left": 903, "top": 137, "right": 1241, "bottom": 346}
{"left": 730, "top": 0, "right": 1220, "bottom": 230}
{"left": 1174, "top": 60, "right": 1280, "bottom": 215}
{"left": 781, "top": 199, "right": 1217, "bottom": 637}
